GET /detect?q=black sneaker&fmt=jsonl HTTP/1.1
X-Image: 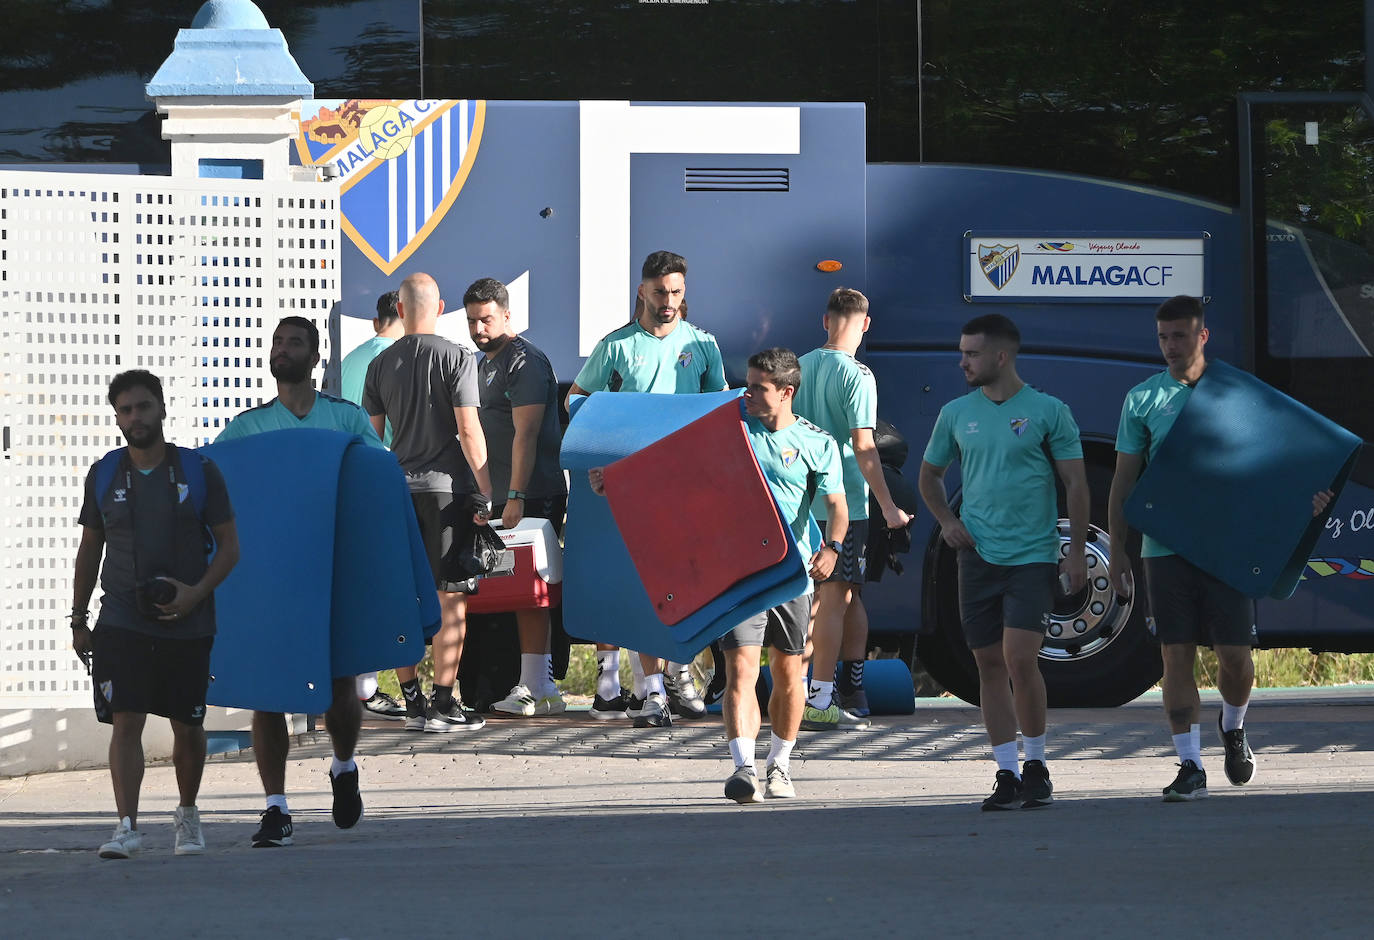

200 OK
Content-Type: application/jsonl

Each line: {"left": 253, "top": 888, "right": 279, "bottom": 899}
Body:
{"left": 424, "top": 698, "right": 486, "bottom": 733}
{"left": 589, "top": 688, "right": 631, "bottom": 720}
{"left": 252, "top": 806, "right": 293, "bottom": 847}
{"left": 402, "top": 690, "right": 428, "bottom": 732}
{"left": 1020, "top": 760, "right": 1053, "bottom": 809}
{"left": 981, "top": 769, "right": 1022, "bottom": 811}
{"left": 625, "top": 693, "right": 647, "bottom": 719}
{"left": 329, "top": 768, "right": 363, "bottom": 829}
{"left": 633, "top": 691, "right": 672, "bottom": 728}
{"left": 1217, "top": 715, "right": 1256, "bottom": 786}
{"left": 361, "top": 690, "right": 406, "bottom": 720}
{"left": 1162, "top": 760, "right": 1208, "bottom": 802}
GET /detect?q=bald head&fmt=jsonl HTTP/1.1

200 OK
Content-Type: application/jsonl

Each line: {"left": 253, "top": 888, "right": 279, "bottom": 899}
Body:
{"left": 398, "top": 272, "right": 444, "bottom": 333}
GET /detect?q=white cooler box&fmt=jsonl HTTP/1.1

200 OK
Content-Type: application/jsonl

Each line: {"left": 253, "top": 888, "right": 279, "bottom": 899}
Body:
{"left": 466, "top": 517, "right": 563, "bottom": 614}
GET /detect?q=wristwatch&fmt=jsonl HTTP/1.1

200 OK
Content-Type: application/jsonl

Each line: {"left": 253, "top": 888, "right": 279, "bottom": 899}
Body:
{"left": 506, "top": 489, "right": 527, "bottom": 501}
{"left": 826, "top": 540, "right": 844, "bottom": 555}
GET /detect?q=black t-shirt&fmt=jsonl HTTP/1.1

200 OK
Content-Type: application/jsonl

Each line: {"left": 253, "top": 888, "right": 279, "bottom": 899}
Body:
{"left": 78, "top": 447, "right": 234, "bottom": 639}
{"left": 477, "top": 336, "right": 567, "bottom": 501}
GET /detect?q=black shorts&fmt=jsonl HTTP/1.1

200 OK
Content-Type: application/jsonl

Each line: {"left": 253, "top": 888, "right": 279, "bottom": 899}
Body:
{"left": 411, "top": 491, "right": 479, "bottom": 594}
{"left": 92, "top": 626, "right": 213, "bottom": 726}
{"left": 493, "top": 494, "right": 567, "bottom": 538}
{"left": 721, "top": 593, "right": 811, "bottom": 655}
{"left": 1144, "top": 554, "right": 1256, "bottom": 648}
{"left": 818, "top": 519, "right": 869, "bottom": 586}
{"left": 957, "top": 550, "right": 1055, "bottom": 650}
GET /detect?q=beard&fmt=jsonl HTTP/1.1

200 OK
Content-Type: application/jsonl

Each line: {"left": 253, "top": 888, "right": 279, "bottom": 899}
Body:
{"left": 270, "top": 356, "right": 313, "bottom": 384}
{"left": 964, "top": 371, "right": 990, "bottom": 388}
{"left": 121, "top": 423, "right": 162, "bottom": 449}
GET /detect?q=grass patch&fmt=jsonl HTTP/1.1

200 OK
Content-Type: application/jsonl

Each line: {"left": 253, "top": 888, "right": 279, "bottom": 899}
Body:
{"left": 1196, "top": 648, "right": 1374, "bottom": 688}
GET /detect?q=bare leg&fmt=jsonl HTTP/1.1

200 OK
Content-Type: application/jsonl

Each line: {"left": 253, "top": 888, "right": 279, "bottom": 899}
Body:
{"left": 516, "top": 609, "right": 551, "bottom": 655}
{"left": 723, "top": 646, "right": 763, "bottom": 741}
{"left": 251, "top": 711, "right": 289, "bottom": 796}
{"left": 170, "top": 719, "right": 206, "bottom": 806}
{"left": 326, "top": 677, "right": 361, "bottom": 760}
{"left": 1214, "top": 644, "right": 1255, "bottom": 709}
{"left": 430, "top": 590, "right": 466, "bottom": 688}
{"left": 1003, "top": 627, "right": 1047, "bottom": 739}
{"left": 109, "top": 711, "right": 147, "bottom": 825}
{"left": 1161, "top": 643, "right": 1201, "bottom": 734}
{"left": 766, "top": 647, "right": 807, "bottom": 741}
{"left": 971, "top": 643, "right": 1017, "bottom": 746}
{"left": 809, "top": 580, "right": 851, "bottom": 691}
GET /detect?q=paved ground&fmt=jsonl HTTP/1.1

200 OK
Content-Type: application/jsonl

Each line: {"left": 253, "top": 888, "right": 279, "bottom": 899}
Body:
{"left": 3, "top": 688, "right": 1374, "bottom": 938}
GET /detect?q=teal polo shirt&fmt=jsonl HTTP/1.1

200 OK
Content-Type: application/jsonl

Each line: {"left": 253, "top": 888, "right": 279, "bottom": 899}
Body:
{"left": 1115, "top": 370, "right": 1192, "bottom": 557}
{"left": 574, "top": 319, "right": 726, "bottom": 395}
{"left": 794, "top": 347, "right": 878, "bottom": 522}
{"left": 745, "top": 412, "right": 844, "bottom": 560}
{"left": 217, "top": 392, "right": 387, "bottom": 449}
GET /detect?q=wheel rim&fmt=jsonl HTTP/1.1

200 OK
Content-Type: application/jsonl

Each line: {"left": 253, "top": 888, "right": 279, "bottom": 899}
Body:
{"left": 1042, "top": 520, "right": 1134, "bottom": 663}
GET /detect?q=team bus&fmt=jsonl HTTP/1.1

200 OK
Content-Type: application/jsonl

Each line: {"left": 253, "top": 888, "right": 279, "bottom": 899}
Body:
{"left": 4, "top": 0, "right": 1372, "bottom": 706}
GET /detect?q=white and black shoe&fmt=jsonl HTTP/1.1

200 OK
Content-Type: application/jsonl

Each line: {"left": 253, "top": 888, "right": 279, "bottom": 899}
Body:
{"left": 424, "top": 699, "right": 486, "bottom": 733}
{"left": 633, "top": 691, "right": 672, "bottom": 728}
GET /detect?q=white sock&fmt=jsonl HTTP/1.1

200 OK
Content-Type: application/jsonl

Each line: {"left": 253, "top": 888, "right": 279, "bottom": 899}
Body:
{"left": 630, "top": 653, "right": 647, "bottom": 698}
{"left": 518, "top": 653, "right": 544, "bottom": 691}
{"left": 644, "top": 672, "right": 666, "bottom": 698}
{"left": 1221, "top": 701, "right": 1248, "bottom": 732}
{"left": 330, "top": 755, "right": 356, "bottom": 776}
{"left": 1023, "top": 733, "right": 1046, "bottom": 763}
{"left": 266, "top": 793, "right": 289, "bottom": 814}
{"left": 765, "top": 733, "right": 796, "bottom": 772}
{"left": 355, "top": 672, "right": 378, "bottom": 700}
{"left": 1190, "top": 723, "right": 1201, "bottom": 762}
{"left": 992, "top": 741, "right": 1020, "bottom": 777}
{"left": 808, "top": 679, "right": 834, "bottom": 709}
{"left": 596, "top": 650, "right": 620, "bottom": 699}
{"left": 1173, "top": 727, "right": 1202, "bottom": 766}
{"left": 729, "top": 736, "right": 756, "bottom": 770}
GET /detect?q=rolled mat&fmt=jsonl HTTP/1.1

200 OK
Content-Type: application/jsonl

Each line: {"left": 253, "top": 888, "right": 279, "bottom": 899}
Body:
{"left": 201, "top": 429, "right": 439, "bottom": 713}
{"left": 1124, "top": 359, "right": 1360, "bottom": 599}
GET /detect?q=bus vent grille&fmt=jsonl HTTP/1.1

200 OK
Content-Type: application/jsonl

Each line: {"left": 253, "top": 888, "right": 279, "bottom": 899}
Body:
{"left": 684, "top": 168, "right": 789, "bottom": 192}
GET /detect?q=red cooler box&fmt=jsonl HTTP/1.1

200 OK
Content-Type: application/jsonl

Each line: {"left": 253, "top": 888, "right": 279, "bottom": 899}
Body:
{"left": 466, "top": 517, "right": 563, "bottom": 613}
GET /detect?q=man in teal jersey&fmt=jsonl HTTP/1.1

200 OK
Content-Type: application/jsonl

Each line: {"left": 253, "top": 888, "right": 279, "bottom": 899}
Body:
{"left": 919, "top": 314, "right": 1089, "bottom": 811}
{"left": 1107, "top": 295, "right": 1331, "bottom": 802}
{"left": 340, "top": 291, "right": 408, "bottom": 721}
{"left": 568, "top": 250, "right": 724, "bottom": 727}
{"left": 720, "top": 348, "right": 848, "bottom": 803}
{"left": 217, "top": 316, "right": 385, "bottom": 847}
{"left": 794, "top": 288, "right": 912, "bottom": 731}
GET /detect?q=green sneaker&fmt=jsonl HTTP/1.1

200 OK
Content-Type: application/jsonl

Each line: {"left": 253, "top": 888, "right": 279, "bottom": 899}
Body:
{"left": 799, "top": 701, "right": 871, "bottom": 731}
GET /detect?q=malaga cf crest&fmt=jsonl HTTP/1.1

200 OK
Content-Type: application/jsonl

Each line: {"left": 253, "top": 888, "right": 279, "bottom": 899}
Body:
{"left": 978, "top": 243, "right": 1020, "bottom": 291}
{"left": 296, "top": 99, "right": 487, "bottom": 275}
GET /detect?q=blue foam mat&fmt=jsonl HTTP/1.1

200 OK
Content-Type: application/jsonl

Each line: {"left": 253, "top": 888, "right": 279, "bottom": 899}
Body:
{"left": 1125, "top": 359, "right": 1360, "bottom": 599}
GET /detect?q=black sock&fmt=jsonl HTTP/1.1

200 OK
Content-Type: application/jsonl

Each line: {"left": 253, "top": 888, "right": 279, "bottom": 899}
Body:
{"left": 432, "top": 684, "right": 454, "bottom": 711}
{"left": 400, "top": 678, "right": 423, "bottom": 706}
{"left": 837, "top": 660, "right": 865, "bottom": 693}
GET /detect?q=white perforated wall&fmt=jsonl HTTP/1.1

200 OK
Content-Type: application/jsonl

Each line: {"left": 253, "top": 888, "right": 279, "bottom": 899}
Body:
{"left": 0, "top": 170, "right": 340, "bottom": 707}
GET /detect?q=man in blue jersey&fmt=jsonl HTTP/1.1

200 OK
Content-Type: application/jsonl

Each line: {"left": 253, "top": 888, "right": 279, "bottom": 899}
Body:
{"left": 919, "top": 314, "right": 1089, "bottom": 811}
{"left": 339, "top": 291, "right": 407, "bottom": 721}
{"left": 218, "top": 316, "right": 387, "bottom": 846}
{"left": 794, "top": 288, "right": 912, "bottom": 730}
{"left": 720, "top": 348, "right": 848, "bottom": 803}
{"left": 568, "top": 250, "right": 724, "bottom": 727}
{"left": 1107, "top": 295, "right": 1331, "bottom": 802}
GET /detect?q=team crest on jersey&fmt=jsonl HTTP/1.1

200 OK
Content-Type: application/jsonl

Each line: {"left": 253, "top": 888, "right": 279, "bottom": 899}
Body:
{"left": 100, "top": 680, "right": 113, "bottom": 702}
{"left": 296, "top": 99, "right": 487, "bottom": 275}
{"left": 484, "top": 368, "right": 496, "bottom": 386}
{"left": 1010, "top": 417, "right": 1030, "bottom": 436}
{"left": 678, "top": 350, "right": 694, "bottom": 368}
{"left": 781, "top": 448, "right": 799, "bottom": 467}
{"left": 177, "top": 483, "right": 190, "bottom": 503}
{"left": 979, "top": 243, "right": 1020, "bottom": 290}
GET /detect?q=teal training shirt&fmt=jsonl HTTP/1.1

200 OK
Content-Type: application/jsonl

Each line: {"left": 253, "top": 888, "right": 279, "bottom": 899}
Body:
{"left": 794, "top": 347, "right": 877, "bottom": 522}
{"left": 745, "top": 412, "right": 844, "bottom": 563}
{"left": 340, "top": 335, "right": 395, "bottom": 446}
{"left": 923, "top": 384, "right": 1083, "bottom": 566}
{"left": 1115, "top": 370, "right": 1192, "bottom": 558}
{"left": 216, "top": 392, "right": 387, "bottom": 449}
{"left": 573, "top": 319, "right": 726, "bottom": 395}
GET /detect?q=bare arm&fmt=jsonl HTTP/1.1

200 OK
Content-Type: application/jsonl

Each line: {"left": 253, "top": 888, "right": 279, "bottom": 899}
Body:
{"left": 565, "top": 382, "right": 591, "bottom": 413}
{"left": 852, "top": 426, "right": 911, "bottom": 529}
{"left": 917, "top": 460, "right": 975, "bottom": 550}
{"left": 369, "top": 413, "right": 385, "bottom": 440}
{"left": 501, "top": 403, "right": 544, "bottom": 528}
{"left": 1055, "top": 457, "right": 1090, "bottom": 592}
{"left": 809, "top": 492, "right": 850, "bottom": 581}
{"left": 71, "top": 525, "right": 105, "bottom": 656}
{"left": 1107, "top": 451, "right": 1145, "bottom": 597}
{"left": 455, "top": 404, "right": 492, "bottom": 500}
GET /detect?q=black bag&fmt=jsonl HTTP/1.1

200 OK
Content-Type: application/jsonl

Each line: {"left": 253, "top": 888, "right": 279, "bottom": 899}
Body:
{"left": 451, "top": 522, "right": 507, "bottom": 580}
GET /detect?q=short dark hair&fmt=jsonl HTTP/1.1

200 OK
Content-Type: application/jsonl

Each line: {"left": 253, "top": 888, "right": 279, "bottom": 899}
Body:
{"left": 108, "top": 369, "right": 163, "bottom": 407}
{"left": 827, "top": 287, "right": 869, "bottom": 318}
{"left": 961, "top": 313, "right": 1021, "bottom": 351}
{"left": 463, "top": 277, "right": 510, "bottom": 310}
{"left": 641, "top": 250, "right": 687, "bottom": 281}
{"left": 748, "top": 347, "right": 802, "bottom": 392}
{"left": 375, "top": 290, "right": 400, "bottom": 326}
{"left": 1155, "top": 295, "right": 1205, "bottom": 326}
{"left": 277, "top": 315, "right": 319, "bottom": 355}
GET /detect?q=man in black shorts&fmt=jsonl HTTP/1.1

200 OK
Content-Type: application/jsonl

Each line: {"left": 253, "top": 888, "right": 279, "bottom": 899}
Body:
{"left": 72, "top": 370, "right": 240, "bottom": 858}
{"left": 1108, "top": 295, "right": 1333, "bottom": 801}
{"left": 365, "top": 272, "right": 493, "bottom": 734}
{"left": 466, "top": 277, "right": 569, "bottom": 716}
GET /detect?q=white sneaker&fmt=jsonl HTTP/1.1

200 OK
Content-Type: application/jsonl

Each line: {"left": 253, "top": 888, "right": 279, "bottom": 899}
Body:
{"left": 98, "top": 817, "right": 142, "bottom": 859}
{"left": 531, "top": 689, "right": 567, "bottom": 716}
{"left": 491, "top": 684, "right": 538, "bottom": 717}
{"left": 765, "top": 762, "right": 796, "bottom": 799}
{"left": 174, "top": 805, "right": 205, "bottom": 856}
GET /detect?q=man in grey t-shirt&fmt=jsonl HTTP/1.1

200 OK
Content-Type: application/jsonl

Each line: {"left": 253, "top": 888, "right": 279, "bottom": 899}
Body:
{"left": 364, "top": 272, "right": 493, "bottom": 733}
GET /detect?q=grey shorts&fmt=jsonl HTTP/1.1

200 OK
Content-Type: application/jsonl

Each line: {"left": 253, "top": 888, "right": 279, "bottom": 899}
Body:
{"left": 1144, "top": 554, "right": 1256, "bottom": 648}
{"left": 956, "top": 549, "right": 1055, "bottom": 650}
{"left": 721, "top": 593, "right": 812, "bottom": 655}
{"left": 818, "top": 519, "right": 869, "bottom": 586}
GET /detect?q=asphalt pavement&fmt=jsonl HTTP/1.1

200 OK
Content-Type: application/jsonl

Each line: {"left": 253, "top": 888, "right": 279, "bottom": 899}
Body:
{"left": 3, "top": 688, "right": 1373, "bottom": 938}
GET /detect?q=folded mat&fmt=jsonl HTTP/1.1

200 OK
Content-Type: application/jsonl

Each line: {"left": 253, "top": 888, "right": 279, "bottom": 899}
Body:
{"left": 1124, "top": 359, "right": 1360, "bottom": 599}
{"left": 202, "top": 429, "right": 439, "bottom": 713}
